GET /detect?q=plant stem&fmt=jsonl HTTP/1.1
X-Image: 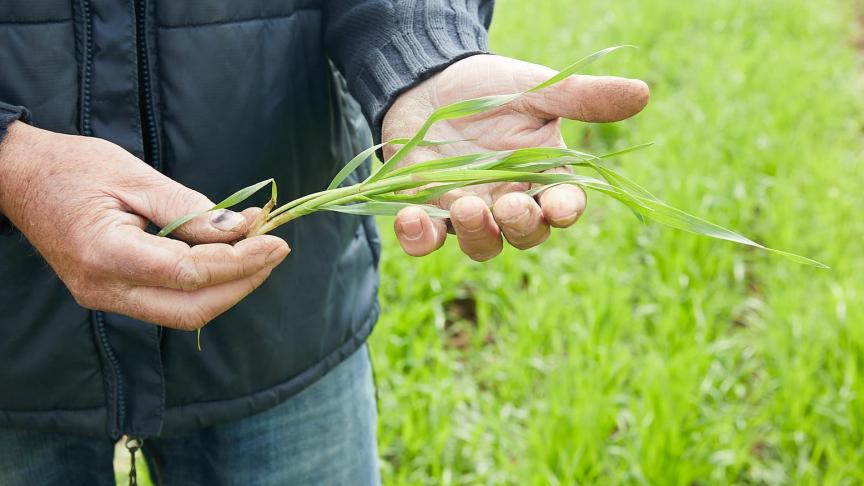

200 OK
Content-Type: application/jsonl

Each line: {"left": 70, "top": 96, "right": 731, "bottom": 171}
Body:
{"left": 252, "top": 175, "right": 433, "bottom": 235}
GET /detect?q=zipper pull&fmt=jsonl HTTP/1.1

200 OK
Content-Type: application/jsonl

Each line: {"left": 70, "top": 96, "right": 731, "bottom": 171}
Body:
{"left": 125, "top": 436, "right": 144, "bottom": 486}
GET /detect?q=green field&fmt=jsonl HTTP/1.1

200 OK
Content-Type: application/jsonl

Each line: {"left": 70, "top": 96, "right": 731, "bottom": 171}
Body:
{"left": 370, "top": 0, "right": 864, "bottom": 484}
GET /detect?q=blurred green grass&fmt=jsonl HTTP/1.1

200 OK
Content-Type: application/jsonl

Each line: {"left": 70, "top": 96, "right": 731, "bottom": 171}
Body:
{"left": 370, "top": 0, "right": 864, "bottom": 484}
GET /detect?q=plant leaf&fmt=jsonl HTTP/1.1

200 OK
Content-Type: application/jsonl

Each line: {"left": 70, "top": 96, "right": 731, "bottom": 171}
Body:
{"left": 597, "top": 141, "right": 655, "bottom": 159}
{"left": 322, "top": 201, "right": 450, "bottom": 219}
{"left": 525, "top": 182, "right": 565, "bottom": 197}
{"left": 629, "top": 197, "right": 828, "bottom": 268}
{"left": 328, "top": 138, "right": 473, "bottom": 190}
{"left": 385, "top": 151, "right": 504, "bottom": 178}
{"left": 370, "top": 182, "right": 472, "bottom": 204}
{"left": 328, "top": 143, "right": 388, "bottom": 191}
{"left": 368, "top": 95, "right": 522, "bottom": 183}
{"left": 157, "top": 178, "right": 274, "bottom": 237}
{"left": 408, "top": 166, "right": 824, "bottom": 267}
{"left": 586, "top": 162, "right": 658, "bottom": 201}
{"left": 528, "top": 45, "right": 635, "bottom": 92}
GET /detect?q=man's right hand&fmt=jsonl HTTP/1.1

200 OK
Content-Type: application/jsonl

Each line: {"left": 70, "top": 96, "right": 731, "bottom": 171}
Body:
{"left": 0, "top": 122, "right": 290, "bottom": 330}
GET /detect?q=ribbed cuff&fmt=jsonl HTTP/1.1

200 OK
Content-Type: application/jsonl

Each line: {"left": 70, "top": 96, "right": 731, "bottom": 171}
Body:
{"left": 0, "top": 101, "right": 31, "bottom": 234}
{"left": 351, "top": 4, "right": 492, "bottom": 143}
{"left": 0, "top": 101, "right": 31, "bottom": 144}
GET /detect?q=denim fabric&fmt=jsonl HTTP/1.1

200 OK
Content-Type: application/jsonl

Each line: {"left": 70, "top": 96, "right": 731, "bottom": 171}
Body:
{"left": 0, "top": 345, "right": 379, "bottom": 486}
{"left": 0, "top": 430, "right": 116, "bottom": 486}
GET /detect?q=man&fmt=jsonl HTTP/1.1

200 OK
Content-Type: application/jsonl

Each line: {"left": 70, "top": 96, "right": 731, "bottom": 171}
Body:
{"left": 0, "top": 0, "right": 647, "bottom": 484}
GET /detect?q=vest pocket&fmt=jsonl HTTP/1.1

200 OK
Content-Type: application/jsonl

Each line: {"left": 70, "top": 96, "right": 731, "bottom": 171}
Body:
{"left": 0, "top": 0, "right": 71, "bottom": 23}
{"left": 156, "top": 0, "right": 319, "bottom": 29}
{"left": 0, "top": 12, "right": 79, "bottom": 134}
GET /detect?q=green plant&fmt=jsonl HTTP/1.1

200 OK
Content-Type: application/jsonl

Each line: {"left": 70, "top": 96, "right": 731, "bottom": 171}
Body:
{"left": 158, "top": 46, "right": 825, "bottom": 268}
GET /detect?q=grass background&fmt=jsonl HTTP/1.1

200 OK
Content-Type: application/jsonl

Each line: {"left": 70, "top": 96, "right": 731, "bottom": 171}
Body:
{"left": 118, "top": 0, "right": 863, "bottom": 484}
{"left": 369, "top": 0, "right": 864, "bottom": 484}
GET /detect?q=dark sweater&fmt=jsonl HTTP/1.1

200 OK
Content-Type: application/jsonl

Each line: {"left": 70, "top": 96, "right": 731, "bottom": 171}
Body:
{"left": 325, "top": 0, "right": 493, "bottom": 141}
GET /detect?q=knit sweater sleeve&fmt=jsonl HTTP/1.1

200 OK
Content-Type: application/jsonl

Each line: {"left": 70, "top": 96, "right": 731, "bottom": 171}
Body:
{"left": 324, "top": 0, "right": 494, "bottom": 143}
{"left": 0, "top": 101, "right": 31, "bottom": 234}
{"left": 0, "top": 101, "right": 30, "bottom": 148}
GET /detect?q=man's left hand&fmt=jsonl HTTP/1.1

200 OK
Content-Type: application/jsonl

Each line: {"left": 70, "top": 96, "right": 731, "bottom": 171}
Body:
{"left": 383, "top": 54, "right": 649, "bottom": 261}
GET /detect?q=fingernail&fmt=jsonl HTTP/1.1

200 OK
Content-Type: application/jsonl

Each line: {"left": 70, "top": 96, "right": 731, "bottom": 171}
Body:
{"left": 459, "top": 206, "right": 485, "bottom": 231}
{"left": 210, "top": 209, "right": 245, "bottom": 232}
{"left": 398, "top": 217, "right": 423, "bottom": 241}
{"left": 499, "top": 198, "right": 530, "bottom": 225}
{"left": 553, "top": 195, "right": 579, "bottom": 217}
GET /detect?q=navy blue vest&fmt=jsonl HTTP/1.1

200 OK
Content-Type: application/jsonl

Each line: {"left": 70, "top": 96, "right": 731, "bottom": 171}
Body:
{"left": 0, "top": 0, "right": 379, "bottom": 438}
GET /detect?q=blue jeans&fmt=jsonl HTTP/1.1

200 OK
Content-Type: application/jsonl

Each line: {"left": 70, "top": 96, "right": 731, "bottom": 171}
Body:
{"left": 0, "top": 345, "right": 380, "bottom": 486}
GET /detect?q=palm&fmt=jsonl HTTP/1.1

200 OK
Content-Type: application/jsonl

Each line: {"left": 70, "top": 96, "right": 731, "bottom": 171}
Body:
{"left": 382, "top": 54, "right": 648, "bottom": 260}
{"left": 385, "top": 55, "right": 566, "bottom": 206}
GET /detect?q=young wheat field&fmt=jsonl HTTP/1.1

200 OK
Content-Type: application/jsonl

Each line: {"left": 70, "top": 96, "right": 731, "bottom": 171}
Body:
{"left": 369, "top": 0, "right": 864, "bottom": 484}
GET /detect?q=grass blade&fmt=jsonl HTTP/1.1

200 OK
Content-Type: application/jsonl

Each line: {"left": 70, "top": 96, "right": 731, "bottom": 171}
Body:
{"left": 157, "top": 178, "right": 274, "bottom": 237}
{"left": 156, "top": 213, "right": 204, "bottom": 239}
{"left": 524, "top": 177, "right": 823, "bottom": 266}
{"left": 528, "top": 45, "right": 635, "bottom": 92}
{"left": 597, "top": 141, "right": 655, "bottom": 159}
{"left": 630, "top": 197, "right": 828, "bottom": 268}
{"left": 370, "top": 182, "right": 472, "bottom": 204}
{"left": 369, "top": 95, "right": 522, "bottom": 183}
{"left": 329, "top": 138, "right": 474, "bottom": 190}
{"left": 215, "top": 178, "right": 275, "bottom": 208}
{"left": 322, "top": 201, "right": 450, "bottom": 219}
{"left": 384, "top": 152, "right": 504, "bottom": 178}
{"left": 586, "top": 162, "right": 658, "bottom": 200}
{"left": 328, "top": 143, "right": 389, "bottom": 190}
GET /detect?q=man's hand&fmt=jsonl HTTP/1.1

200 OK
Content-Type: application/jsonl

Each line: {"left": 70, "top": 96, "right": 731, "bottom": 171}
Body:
{"left": 0, "top": 122, "right": 290, "bottom": 330}
{"left": 383, "top": 55, "right": 649, "bottom": 261}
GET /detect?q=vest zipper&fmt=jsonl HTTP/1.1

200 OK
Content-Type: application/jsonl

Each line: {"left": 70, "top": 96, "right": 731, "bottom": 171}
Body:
{"left": 125, "top": 436, "right": 144, "bottom": 485}
{"left": 80, "top": 0, "right": 126, "bottom": 438}
{"left": 135, "top": 0, "right": 160, "bottom": 171}
{"left": 96, "top": 311, "right": 125, "bottom": 436}
{"left": 79, "top": 0, "right": 94, "bottom": 137}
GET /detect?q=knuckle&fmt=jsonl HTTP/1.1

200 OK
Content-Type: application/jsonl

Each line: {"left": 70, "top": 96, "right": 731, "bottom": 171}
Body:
{"left": 172, "top": 255, "right": 207, "bottom": 290}
{"left": 165, "top": 188, "right": 208, "bottom": 234}
{"left": 216, "top": 242, "right": 250, "bottom": 278}
{"left": 73, "top": 246, "right": 108, "bottom": 274}
{"left": 238, "top": 240, "right": 266, "bottom": 271}
{"left": 169, "top": 185, "right": 205, "bottom": 211}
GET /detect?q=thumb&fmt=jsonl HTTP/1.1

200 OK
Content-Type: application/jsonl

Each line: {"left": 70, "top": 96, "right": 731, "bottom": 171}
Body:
{"left": 129, "top": 174, "right": 259, "bottom": 244}
{"left": 503, "top": 58, "right": 649, "bottom": 122}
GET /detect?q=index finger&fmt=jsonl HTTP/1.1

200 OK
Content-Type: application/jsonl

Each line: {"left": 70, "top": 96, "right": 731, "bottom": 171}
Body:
{"left": 101, "top": 225, "right": 290, "bottom": 291}
{"left": 121, "top": 264, "right": 277, "bottom": 330}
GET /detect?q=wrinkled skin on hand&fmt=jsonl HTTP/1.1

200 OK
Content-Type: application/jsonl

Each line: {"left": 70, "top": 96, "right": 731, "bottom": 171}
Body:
{"left": 0, "top": 122, "right": 290, "bottom": 330}
{"left": 384, "top": 54, "right": 649, "bottom": 261}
